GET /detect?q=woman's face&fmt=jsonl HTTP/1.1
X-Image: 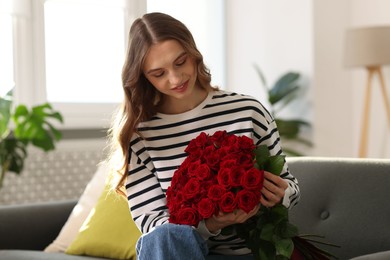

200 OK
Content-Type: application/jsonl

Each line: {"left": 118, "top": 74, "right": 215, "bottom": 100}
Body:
{"left": 142, "top": 40, "right": 200, "bottom": 113}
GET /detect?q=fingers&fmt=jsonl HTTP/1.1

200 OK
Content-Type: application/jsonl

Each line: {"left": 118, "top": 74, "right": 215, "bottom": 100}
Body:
{"left": 260, "top": 171, "right": 288, "bottom": 207}
{"left": 264, "top": 171, "right": 288, "bottom": 190}
{"left": 213, "top": 205, "right": 260, "bottom": 224}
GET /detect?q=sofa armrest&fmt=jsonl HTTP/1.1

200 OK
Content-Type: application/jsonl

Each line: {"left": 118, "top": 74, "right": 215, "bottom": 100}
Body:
{"left": 0, "top": 200, "right": 77, "bottom": 250}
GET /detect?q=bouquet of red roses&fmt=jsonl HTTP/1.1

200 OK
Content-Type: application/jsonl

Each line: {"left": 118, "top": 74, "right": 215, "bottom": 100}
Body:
{"left": 166, "top": 130, "right": 265, "bottom": 226}
{"left": 166, "top": 131, "right": 337, "bottom": 260}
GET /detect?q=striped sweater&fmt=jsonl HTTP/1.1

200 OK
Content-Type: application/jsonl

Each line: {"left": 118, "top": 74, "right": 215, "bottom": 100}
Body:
{"left": 126, "top": 90, "right": 300, "bottom": 255}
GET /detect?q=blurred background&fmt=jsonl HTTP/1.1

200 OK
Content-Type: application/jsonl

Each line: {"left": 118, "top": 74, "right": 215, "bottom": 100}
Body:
{"left": 1, "top": 0, "right": 389, "bottom": 205}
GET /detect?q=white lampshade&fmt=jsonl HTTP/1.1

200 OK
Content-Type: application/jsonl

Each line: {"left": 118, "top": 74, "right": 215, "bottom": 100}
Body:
{"left": 344, "top": 26, "right": 390, "bottom": 68}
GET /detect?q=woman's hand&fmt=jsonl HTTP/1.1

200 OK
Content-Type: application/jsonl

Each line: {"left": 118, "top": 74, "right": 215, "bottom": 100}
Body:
{"left": 204, "top": 171, "right": 288, "bottom": 233}
{"left": 260, "top": 171, "right": 288, "bottom": 208}
{"left": 205, "top": 205, "right": 260, "bottom": 233}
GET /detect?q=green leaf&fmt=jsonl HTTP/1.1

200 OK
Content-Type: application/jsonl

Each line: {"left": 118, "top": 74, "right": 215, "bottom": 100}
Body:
{"left": 269, "top": 85, "right": 299, "bottom": 105}
{"left": 12, "top": 103, "right": 63, "bottom": 151}
{"left": 269, "top": 205, "right": 289, "bottom": 223}
{"left": 0, "top": 90, "right": 13, "bottom": 138}
{"left": 254, "top": 145, "right": 271, "bottom": 169}
{"left": 275, "top": 221, "right": 298, "bottom": 239}
{"left": 276, "top": 119, "right": 310, "bottom": 140}
{"left": 274, "top": 237, "right": 294, "bottom": 258}
{"left": 0, "top": 138, "right": 27, "bottom": 174}
{"left": 13, "top": 105, "right": 29, "bottom": 117}
{"left": 260, "top": 223, "right": 275, "bottom": 242}
{"left": 269, "top": 72, "right": 300, "bottom": 105}
{"left": 264, "top": 155, "right": 285, "bottom": 176}
{"left": 257, "top": 240, "right": 276, "bottom": 260}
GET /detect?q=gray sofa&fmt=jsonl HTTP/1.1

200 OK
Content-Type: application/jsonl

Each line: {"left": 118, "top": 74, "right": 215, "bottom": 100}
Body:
{"left": 1, "top": 157, "right": 389, "bottom": 260}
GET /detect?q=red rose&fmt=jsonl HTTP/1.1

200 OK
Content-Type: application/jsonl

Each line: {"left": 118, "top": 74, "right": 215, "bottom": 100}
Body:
{"left": 241, "top": 168, "right": 264, "bottom": 190}
{"left": 175, "top": 207, "right": 200, "bottom": 226}
{"left": 198, "top": 198, "right": 216, "bottom": 218}
{"left": 219, "top": 191, "right": 237, "bottom": 213}
{"left": 229, "top": 167, "right": 245, "bottom": 187}
{"left": 194, "top": 132, "right": 209, "bottom": 147}
{"left": 223, "top": 134, "right": 238, "bottom": 147}
{"left": 183, "top": 178, "right": 201, "bottom": 199}
{"left": 207, "top": 184, "right": 226, "bottom": 201}
{"left": 237, "top": 135, "right": 255, "bottom": 152}
{"left": 179, "top": 157, "right": 192, "bottom": 171}
{"left": 211, "top": 130, "right": 228, "bottom": 147}
{"left": 185, "top": 141, "right": 201, "bottom": 156}
{"left": 203, "top": 144, "right": 216, "bottom": 157}
{"left": 236, "top": 189, "right": 260, "bottom": 213}
{"left": 195, "top": 163, "right": 212, "bottom": 181}
{"left": 188, "top": 160, "right": 202, "bottom": 177}
{"left": 220, "top": 158, "right": 237, "bottom": 169}
{"left": 217, "top": 168, "right": 231, "bottom": 188}
{"left": 205, "top": 154, "right": 220, "bottom": 171}
{"left": 237, "top": 153, "right": 254, "bottom": 170}
{"left": 201, "top": 180, "right": 215, "bottom": 195}
{"left": 170, "top": 168, "right": 187, "bottom": 188}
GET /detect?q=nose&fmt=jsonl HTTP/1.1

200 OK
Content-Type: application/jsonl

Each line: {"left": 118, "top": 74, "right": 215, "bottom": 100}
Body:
{"left": 168, "top": 70, "right": 182, "bottom": 85}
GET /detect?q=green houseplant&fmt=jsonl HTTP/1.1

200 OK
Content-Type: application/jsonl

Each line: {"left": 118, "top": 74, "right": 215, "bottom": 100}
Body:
{"left": 0, "top": 89, "right": 64, "bottom": 188}
{"left": 254, "top": 65, "right": 312, "bottom": 156}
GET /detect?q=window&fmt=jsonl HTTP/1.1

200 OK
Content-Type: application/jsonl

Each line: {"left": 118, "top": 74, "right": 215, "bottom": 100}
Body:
{"left": 25, "top": 0, "right": 145, "bottom": 128}
{"left": 32, "top": 0, "right": 145, "bottom": 128}
{"left": 0, "top": 14, "right": 14, "bottom": 95}
{"left": 44, "top": 0, "right": 125, "bottom": 103}
{"left": 6, "top": 0, "right": 225, "bottom": 129}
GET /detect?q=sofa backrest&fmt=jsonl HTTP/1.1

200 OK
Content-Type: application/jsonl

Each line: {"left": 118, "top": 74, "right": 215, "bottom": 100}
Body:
{"left": 287, "top": 157, "right": 390, "bottom": 260}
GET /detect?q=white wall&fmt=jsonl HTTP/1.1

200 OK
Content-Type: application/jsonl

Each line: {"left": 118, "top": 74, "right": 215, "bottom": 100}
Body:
{"left": 225, "top": 0, "right": 313, "bottom": 109}
{"left": 226, "top": 0, "right": 390, "bottom": 158}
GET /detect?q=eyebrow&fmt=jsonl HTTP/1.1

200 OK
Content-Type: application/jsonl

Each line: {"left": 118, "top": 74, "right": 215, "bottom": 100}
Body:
{"left": 145, "top": 52, "right": 187, "bottom": 75}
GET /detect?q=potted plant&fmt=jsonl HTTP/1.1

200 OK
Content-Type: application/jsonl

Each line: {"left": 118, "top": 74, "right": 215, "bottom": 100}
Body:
{"left": 254, "top": 65, "right": 312, "bottom": 156}
{"left": 0, "top": 89, "right": 63, "bottom": 188}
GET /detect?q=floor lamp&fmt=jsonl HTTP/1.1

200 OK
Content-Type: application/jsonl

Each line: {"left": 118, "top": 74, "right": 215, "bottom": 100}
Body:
{"left": 344, "top": 26, "right": 390, "bottom": 158}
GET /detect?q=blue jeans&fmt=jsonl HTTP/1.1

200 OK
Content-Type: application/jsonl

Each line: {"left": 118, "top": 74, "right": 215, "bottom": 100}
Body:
{"left": 136, "top": 223, "right": 253, "bottom": 260}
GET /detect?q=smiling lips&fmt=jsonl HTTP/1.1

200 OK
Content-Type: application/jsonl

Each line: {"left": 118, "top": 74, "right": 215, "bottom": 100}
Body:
{"left": 172, "top": 80, "right": 189, "bottom": 93}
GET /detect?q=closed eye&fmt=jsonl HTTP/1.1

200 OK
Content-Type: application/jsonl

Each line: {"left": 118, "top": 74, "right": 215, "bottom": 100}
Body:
{"left": 152, "top": 70, "right": 164, "bottom": 78}
{"left": 176, "top": 57, "right": 187, "bottom": 66}
{"left": 175, "top": 53, "right": 188, "bottom": 67}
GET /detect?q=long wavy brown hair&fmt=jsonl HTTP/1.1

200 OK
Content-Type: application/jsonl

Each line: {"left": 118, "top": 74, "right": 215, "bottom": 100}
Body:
{"left": 108, "top": 12, "right": 217, "bottom": 191}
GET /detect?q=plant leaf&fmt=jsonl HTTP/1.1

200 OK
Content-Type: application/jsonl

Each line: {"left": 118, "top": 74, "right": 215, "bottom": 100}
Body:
{"left": 276, "top": 119, "right": 310, "bottom": 140}
{"left": 260, "top": 223, "right": 275, "bottom": 242}
{"left": 257, "top": 240, "right": 276, "bottom": 260}
{"left": 274, "top": 237, "right": 294, "bottom": 258}
{"left": 264, "top": 155, "right": 285, "bottom": 176}
{"left": 254, "top": 145, "right": 271, "bottom": 169}
{"left": 0, "top": 90, "right": 13, "bottom": 139}
{"left": 0, "top": 138, "right": 27, "bottom": 174}
{"left": 269, "top": 72, "right": 300, "bottom": 105}
{"left": 12, "top": 103, "right": 63, "bottom": 151}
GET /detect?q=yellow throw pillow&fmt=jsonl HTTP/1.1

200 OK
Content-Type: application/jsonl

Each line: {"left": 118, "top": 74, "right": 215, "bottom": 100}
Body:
{"left": 66, "top": 176, "right": 141, "bottom": 260}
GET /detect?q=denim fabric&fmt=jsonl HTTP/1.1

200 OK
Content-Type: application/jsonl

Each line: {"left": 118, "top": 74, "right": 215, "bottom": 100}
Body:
{"left": 136, "top": 223, "right": 208, "bottom": 260}
{"left": 136, "top": 223, "right": 254, "bottom": 260}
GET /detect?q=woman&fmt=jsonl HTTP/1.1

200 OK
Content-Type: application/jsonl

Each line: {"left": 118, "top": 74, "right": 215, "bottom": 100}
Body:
{"left": 109, "top": 12, "right": 300, "bottom": 260}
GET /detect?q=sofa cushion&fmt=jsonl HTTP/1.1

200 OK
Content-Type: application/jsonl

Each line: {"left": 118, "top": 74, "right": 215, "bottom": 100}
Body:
{"left": 0, "top": 200, "right": 76, "bottom": 250}
{"left": 65, "top": 174, "right": 141, "bottom": 260}
{"left": 287, "top": 157, "right": 390, "bottom": 259}
{"left": 350, "top": 250, "right": 390, "bottom": 260}
{"left": 0, "top": 250, "right": 107, "bottom": 260}
{"left": 45, "top": 163, "right": 109, "bottom": 252}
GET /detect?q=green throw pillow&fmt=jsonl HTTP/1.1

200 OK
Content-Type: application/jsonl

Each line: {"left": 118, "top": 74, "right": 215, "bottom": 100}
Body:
{"left": 66, "top": 179, "right": 141, "bottom": 260}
